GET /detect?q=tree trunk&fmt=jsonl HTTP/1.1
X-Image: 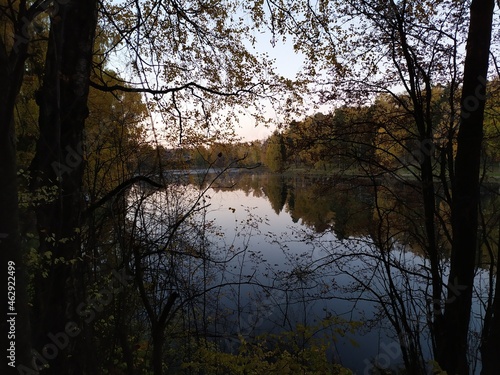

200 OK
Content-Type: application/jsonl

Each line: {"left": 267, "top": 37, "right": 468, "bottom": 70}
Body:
{"left": 152, "top": 328, "right": 166, "bottom": 375}
{"left": 0, "top": 22, "right": 34, "bottom": 374}
{"left": 438, "top": 1, "right": 495, "bottom": 374}
{"left": 29, "top": 1, "right": 98, "bottom": 373}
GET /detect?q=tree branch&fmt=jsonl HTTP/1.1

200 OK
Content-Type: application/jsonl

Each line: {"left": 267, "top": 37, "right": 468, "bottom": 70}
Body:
{"left": 84, "top": 175, "right": 163, "bottom": 216}
{"left": 89, "top": 79, "right": 259, "bottom": 97}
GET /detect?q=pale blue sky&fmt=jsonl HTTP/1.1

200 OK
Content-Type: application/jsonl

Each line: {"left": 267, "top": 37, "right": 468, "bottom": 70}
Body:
{"left": 237, "top": 32, "right": 306, "bottom": 141}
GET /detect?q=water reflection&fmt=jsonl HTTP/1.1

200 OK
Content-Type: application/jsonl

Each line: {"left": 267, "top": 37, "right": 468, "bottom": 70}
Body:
{"left": 207, "top": 172, "right": 376, "bottom": 238}
{"left": 147, "top": 171, "right": 498, "bottom": 374}
{"left": 193, "top": 173, "right": 406, "bottom": 373}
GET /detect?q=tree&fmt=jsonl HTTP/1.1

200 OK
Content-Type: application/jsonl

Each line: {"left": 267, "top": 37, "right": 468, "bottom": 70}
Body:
{"left": 27, "top": 2, "right": 98, "bottom": 374}
{"left": 1, "top": 1, "right": 55, "bottom": 372}
{"left": 282, "top": 113, "right": 334, "bottom": 169}
{"left": 446, "top": 1, "right": 496, "bottom": 374}
{"left": 265, "top": 131, "right": 287, "bottom": 172}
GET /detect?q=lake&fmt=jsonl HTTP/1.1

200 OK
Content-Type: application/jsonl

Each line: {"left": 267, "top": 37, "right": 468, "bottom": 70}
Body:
{"left": 192, "top": 172, "right": 434, "bottom": 373}
{"left": 132, "top": 171, "right": 490, "bottom": 374}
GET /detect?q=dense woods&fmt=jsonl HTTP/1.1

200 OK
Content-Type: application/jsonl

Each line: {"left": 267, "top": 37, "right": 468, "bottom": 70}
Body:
{"left": 1, "top": 0, "right": 499, "bottom": 374}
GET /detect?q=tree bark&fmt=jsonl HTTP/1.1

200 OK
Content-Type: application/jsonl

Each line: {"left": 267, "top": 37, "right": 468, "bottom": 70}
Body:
{"left": 439, "top": 1, "right": 495, "bottom": 374}
{"left": 29, "top": 1, "right": 98, "bottom": 373}
{"left": 0, "top": 10, "right": 35, "bottom": 374}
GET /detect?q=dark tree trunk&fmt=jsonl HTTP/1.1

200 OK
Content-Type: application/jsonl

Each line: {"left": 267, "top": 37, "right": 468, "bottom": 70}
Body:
{"left": 0, "top": 19, "right": 34, "bottom": 374}
{"left": 152, "top": 328, "right": 166, "bottom": 375}
{"left": 29, "top": 1, "right": 98, "bottom": 374}
{"left": 438, "top": 1, "right": 495, "bottom": 374}
{"left": 150, "top": 292, "right": 179, "bottom": 374}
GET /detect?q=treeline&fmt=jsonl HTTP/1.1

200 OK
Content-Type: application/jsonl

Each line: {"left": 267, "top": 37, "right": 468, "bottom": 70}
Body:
{"left": 263, "top": 82, "right": 500, "bottom": 174}
{"left": 153, "top": 81, "right": 500, "bottom": 176}
{"left": 135, "top": 141, "right": 266, "bottom": 172}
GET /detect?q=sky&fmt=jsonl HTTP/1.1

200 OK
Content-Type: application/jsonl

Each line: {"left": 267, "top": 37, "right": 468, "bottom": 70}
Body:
{"left": 106, "top": 5, "right": 313, "bottom": 144}
{"left": 235, "top": 26, "right": 336, "bottom": 142}
{"left": 236, "top": 33, "right": 306, "bottom": 142}
{"left": 114, "top": 31, "right": 306, "bottom": 144}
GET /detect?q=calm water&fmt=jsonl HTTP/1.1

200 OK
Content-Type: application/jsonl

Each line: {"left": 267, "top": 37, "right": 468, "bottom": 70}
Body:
{"left": 196, "top": 173, "right": 424, "bottom": 374}
{"left": 134, "top": 171, "right": 490, "bottom": 374}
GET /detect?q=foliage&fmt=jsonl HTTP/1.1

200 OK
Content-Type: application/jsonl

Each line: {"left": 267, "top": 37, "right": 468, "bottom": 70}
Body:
{"left": 183, "top": 319, "right": 355, "bottom": 375}
{"left": 265, "top": 131, "right": 287, "bottom": 172}
{"left": 84, "top": 70, "right": 148, "bottom": 199}
{"left": 98, "top": 0, "right": 301, "bottom": 146}
{"left": 483, "top": 78, "right": 500, "bottom": 164}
